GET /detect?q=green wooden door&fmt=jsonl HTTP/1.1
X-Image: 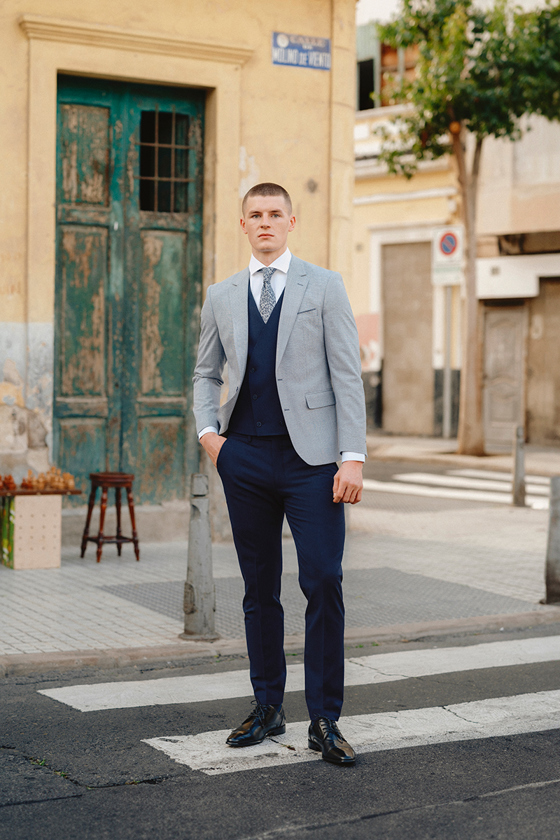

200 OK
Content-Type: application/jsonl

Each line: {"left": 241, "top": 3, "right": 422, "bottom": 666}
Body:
{"left": 54, "top": 76, "right": 204, "bottom": 505}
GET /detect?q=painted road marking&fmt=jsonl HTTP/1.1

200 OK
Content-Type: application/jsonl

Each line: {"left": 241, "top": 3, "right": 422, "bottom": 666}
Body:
{"left": 39, "top": 635, "right": 560, "bottom": 712}
{"left": 144, "top": 689, "right": 560, "bottom": 775}
{"left": 450, "top": 469, "right": 550, "bottom": 487}
{"left": 394, "top": 473, "right": 549, "bottom": 497}
{"left": 361, "top": 478, "right": 548, "bottom": 509}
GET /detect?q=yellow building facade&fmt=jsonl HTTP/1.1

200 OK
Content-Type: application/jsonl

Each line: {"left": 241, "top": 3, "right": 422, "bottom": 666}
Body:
{"left": 352, "top": 22, "right": 560, "bottom": 450}
{"left": 0, "top": 0, "right": 356, "bottom": 531}
{"left": 352, "top": 102, "right": 462, "bottom": 438}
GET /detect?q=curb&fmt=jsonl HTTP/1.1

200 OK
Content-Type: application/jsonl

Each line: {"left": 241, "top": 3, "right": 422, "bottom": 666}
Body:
{"left": 2, "top": 607, "right": 560, "bottom": 678}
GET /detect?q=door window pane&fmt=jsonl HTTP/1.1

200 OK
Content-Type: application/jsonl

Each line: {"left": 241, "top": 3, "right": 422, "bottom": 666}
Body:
{"left": 140, "top": 144, "right": 155, "bottom": 177}
{"left": 140, "top": 111, "right": 156, "bottom": 144}
{"left": 158, "top": 146, "right": 172, "bottom": 178}
{"left": 157, "top": 181, "right": 172, "bottom": 213}
{"left": 140, "top": 179, "right": 155, "bottom": 212}
{"left": 139, "top": 109, "right": 193, "bottom": 212}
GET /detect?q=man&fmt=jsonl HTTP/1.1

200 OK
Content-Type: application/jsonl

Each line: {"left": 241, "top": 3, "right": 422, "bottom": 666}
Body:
{"left": 193, "top": 183, "right": 366, "bottom": 766}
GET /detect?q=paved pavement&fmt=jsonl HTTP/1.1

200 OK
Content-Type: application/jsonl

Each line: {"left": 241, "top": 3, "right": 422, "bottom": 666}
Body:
{"left": 366, "top": 432, "right": 560, "bottom": 476}
{"left": 2, "top": 450, "right": 560, "bottom": 672}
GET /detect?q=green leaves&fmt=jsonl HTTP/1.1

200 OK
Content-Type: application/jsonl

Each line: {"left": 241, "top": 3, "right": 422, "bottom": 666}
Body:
{"left": 376, "top": 0, "right": 560, "bottom": 176}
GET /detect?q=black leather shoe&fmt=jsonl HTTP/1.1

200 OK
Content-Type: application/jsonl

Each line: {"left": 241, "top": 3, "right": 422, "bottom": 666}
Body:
{"left": 226, "top": 701, "right": 286, "bottom": 747}
{"left": 308, "top": 718, "right": 356, "bottom": 765}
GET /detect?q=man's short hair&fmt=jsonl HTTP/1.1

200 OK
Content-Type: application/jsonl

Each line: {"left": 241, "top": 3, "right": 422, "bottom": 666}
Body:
{"left": 242, "top": 183, "right": 292, "bottom": 215}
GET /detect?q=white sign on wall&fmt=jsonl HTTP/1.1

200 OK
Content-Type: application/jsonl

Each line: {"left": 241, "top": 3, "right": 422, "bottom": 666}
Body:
{"left": 432, "top": 226, "right": 464, "bottom": 285}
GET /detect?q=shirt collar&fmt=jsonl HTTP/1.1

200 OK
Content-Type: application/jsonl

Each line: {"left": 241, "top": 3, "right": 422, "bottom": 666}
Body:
{"left": 249, "top": 248, "right": 292, "bottom": 277}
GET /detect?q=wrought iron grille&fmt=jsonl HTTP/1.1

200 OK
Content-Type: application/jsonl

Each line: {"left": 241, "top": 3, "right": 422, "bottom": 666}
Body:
{"left": 139, "top": 108, "right": 194, "bottom": 212}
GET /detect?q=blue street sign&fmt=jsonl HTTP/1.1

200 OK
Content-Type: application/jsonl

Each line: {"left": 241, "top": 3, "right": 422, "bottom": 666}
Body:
{"left": 272, "top": 32, "right": 331, "bottom": 71}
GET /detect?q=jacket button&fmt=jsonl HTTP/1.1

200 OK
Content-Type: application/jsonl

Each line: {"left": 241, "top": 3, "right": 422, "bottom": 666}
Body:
{"left": 252, "top": 394, "right": 258, "bottom": 400}
{"left": 251, "top": 367, "right": 257, "bottom": 373}
{"left": 256, "top": 422, "right": 262, "bottom": 427}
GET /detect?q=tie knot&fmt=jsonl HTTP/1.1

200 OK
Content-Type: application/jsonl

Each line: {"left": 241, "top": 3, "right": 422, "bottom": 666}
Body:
{"left": 261, "top": 267, "right": 275, "bottom": 284}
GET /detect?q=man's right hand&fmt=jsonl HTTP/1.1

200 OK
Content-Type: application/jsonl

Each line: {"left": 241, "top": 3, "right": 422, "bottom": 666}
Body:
{"left": 199, "top": 432, "right": 228, "bottom": 467}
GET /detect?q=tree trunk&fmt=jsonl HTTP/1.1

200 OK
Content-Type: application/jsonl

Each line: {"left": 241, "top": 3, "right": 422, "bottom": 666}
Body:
{"left": 454, "top": 131, "right": 485, "bottom": 456}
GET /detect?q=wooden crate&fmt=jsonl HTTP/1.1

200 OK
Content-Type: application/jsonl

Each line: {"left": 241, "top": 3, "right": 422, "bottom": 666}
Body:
{"left": 1, "top": 495, "right": 62, "bottom": 569}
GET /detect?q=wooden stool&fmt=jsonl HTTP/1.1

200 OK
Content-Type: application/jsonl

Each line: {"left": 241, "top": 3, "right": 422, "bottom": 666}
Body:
{"left": 80, "top": 473, "right": 140, "bottom": 563}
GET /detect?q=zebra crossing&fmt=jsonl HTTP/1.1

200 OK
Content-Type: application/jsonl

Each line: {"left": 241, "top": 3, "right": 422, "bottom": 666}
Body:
{"left": 144, "top": 691, "right": 560, "bottom": 775}
{"left": 362, "top": 468, "right": 550, "bottom": 509}
{"left": 39, "top": 635, "right": 560, "bottom": 776}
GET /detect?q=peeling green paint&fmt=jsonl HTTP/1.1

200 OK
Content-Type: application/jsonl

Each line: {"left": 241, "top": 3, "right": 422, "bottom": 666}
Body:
{"left": 54, "top": 76, "right": 204, "bottom": 506}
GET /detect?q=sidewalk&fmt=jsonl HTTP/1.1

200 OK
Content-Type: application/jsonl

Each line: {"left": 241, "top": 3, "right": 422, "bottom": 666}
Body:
{"left": 2, "top": 433, "right": 560, "bottom": 675}
{"left": 366, "top": 433, "right": 560, "bottom": 476}
{"left": 2, "top": 481, "right": 560, "bottom": 676}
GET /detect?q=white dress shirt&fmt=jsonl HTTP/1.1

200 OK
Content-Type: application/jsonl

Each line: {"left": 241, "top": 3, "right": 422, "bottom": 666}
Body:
{"left": 249, "top": 248, "right": 291, "bottom": 309}
{"left": 199, "top": 247, "right": 365, "bottom": 464}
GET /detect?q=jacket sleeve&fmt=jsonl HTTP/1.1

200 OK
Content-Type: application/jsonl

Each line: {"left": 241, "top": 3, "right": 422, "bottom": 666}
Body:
{"left": 192, "top": 287, "right": 227, "bottom": 434}
{"left": 322, "top": 273, "right": 367, "bottom": 457}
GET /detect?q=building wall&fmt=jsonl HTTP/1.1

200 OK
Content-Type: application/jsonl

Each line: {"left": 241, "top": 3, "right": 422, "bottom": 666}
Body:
{"left": 0, "top": 0, "right": 356, "bottom": 481}
{"left": 353, "top": 101, "right": 560, "bottom": 444}
{"left": 477, "top": 118, "right": 560, "bottom": 237}
{"left": 477, "top": 120, "right": 560, "bottom": 447}
{"left": 352, "top": 106, "right": 460, "bottom": 434}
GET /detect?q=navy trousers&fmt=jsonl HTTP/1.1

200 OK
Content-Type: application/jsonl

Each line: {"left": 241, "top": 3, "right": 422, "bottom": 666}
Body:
{"left": 217, "top": 432, "right": 346, "bottom": 721}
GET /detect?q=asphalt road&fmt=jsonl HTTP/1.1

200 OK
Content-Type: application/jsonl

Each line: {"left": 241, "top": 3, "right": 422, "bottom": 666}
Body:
{"left": 2, "top": 624, "right": 560, "bottom": 840}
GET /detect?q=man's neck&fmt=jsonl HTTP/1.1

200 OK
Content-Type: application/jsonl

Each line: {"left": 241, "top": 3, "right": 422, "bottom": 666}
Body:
{"left": 251, "top": 245, "right": 288, "bottom": 267}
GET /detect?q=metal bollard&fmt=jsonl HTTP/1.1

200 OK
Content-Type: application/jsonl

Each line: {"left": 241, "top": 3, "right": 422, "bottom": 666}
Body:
{"left": 512, "top": 425, "right": 526, "bottom": 507}
{"left": 180, "top": 474, "right": 219, "bottom": 640}
{"left": 545, "top": 476, "right": 560, "bottom": 604}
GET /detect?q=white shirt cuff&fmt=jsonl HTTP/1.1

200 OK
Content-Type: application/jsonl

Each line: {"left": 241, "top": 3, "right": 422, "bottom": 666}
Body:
{"left": 198, "top": 426, "right": 219, "bottom": 440}
{"left": 341, "top": 451, "right": 365, "bottom": 463}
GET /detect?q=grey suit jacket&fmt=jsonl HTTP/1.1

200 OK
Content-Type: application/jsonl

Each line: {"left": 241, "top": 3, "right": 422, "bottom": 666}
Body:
{"left": 193, "top": 255, "right": 367, "bottom": 465}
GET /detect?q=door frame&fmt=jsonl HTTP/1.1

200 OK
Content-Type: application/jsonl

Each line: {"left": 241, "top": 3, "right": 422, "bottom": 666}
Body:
{"left": 20, "top": 15, "right": 253, "bottom": 458}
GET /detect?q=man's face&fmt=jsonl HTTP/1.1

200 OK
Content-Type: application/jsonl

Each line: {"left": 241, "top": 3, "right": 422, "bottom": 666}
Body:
{"left": 240, "top": 195, "right": 296, "bottom": 260}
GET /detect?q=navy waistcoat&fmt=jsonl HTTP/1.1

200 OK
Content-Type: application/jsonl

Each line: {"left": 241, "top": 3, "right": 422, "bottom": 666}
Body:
{"left": 228, "top": 288, "right": 288, "bottom": 436}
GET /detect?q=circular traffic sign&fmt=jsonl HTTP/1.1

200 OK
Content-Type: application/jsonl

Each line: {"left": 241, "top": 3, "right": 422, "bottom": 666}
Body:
{"left": 439, "top": 232, "right": 458, "bottom": 256}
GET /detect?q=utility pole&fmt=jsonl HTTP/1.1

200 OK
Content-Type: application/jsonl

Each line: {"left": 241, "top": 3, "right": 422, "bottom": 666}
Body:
{"left": 545, "top": 476, "right": 560, "bottom": 604}
{"left": 180, "top": 474, "right": 219, "bottom": 640}
{"left": 512, "top": 426, "right": 526, "bottom": 507}
{"left": 442, "top": 284, "right": 453, "bottom": 439}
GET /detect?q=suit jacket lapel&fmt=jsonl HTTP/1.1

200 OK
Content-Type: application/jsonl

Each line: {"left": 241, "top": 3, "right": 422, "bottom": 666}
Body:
{"left": 229, "top": 269, "right": 250, "bottom": 382}
{"left": 276, "top": 257, "right": 308, "bottom": 367}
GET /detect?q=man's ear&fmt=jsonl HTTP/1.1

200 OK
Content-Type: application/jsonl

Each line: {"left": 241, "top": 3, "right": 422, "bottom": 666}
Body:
{"left": 240, "top": 217, "right": 247, "bottom": 234}
{"left": 288, "top": 215, "right": 296, "bottom": 232}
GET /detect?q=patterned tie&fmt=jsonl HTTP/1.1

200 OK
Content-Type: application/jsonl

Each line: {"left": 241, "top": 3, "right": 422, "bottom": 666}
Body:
{"left": 259, "top": 267, "right": 277, "bottom": 323}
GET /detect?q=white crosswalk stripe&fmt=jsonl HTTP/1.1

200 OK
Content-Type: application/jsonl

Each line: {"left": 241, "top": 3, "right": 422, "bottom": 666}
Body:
{"left": 362, "top": 469, "right": 550, "bottom": 509}
{"left": 397, "top": 472, "right": 550, "bottom": 496}
{"left": 39, "top": 636, "right": 560, "bottom": 712}
{"left": 144, "top": 689, "right": 560, "bottom": 775}
{"left": 37, "top": 635, "right": 560, "bottom": 778}
{"left": 451, "top": 469, "right": 550, "bottom": 486}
